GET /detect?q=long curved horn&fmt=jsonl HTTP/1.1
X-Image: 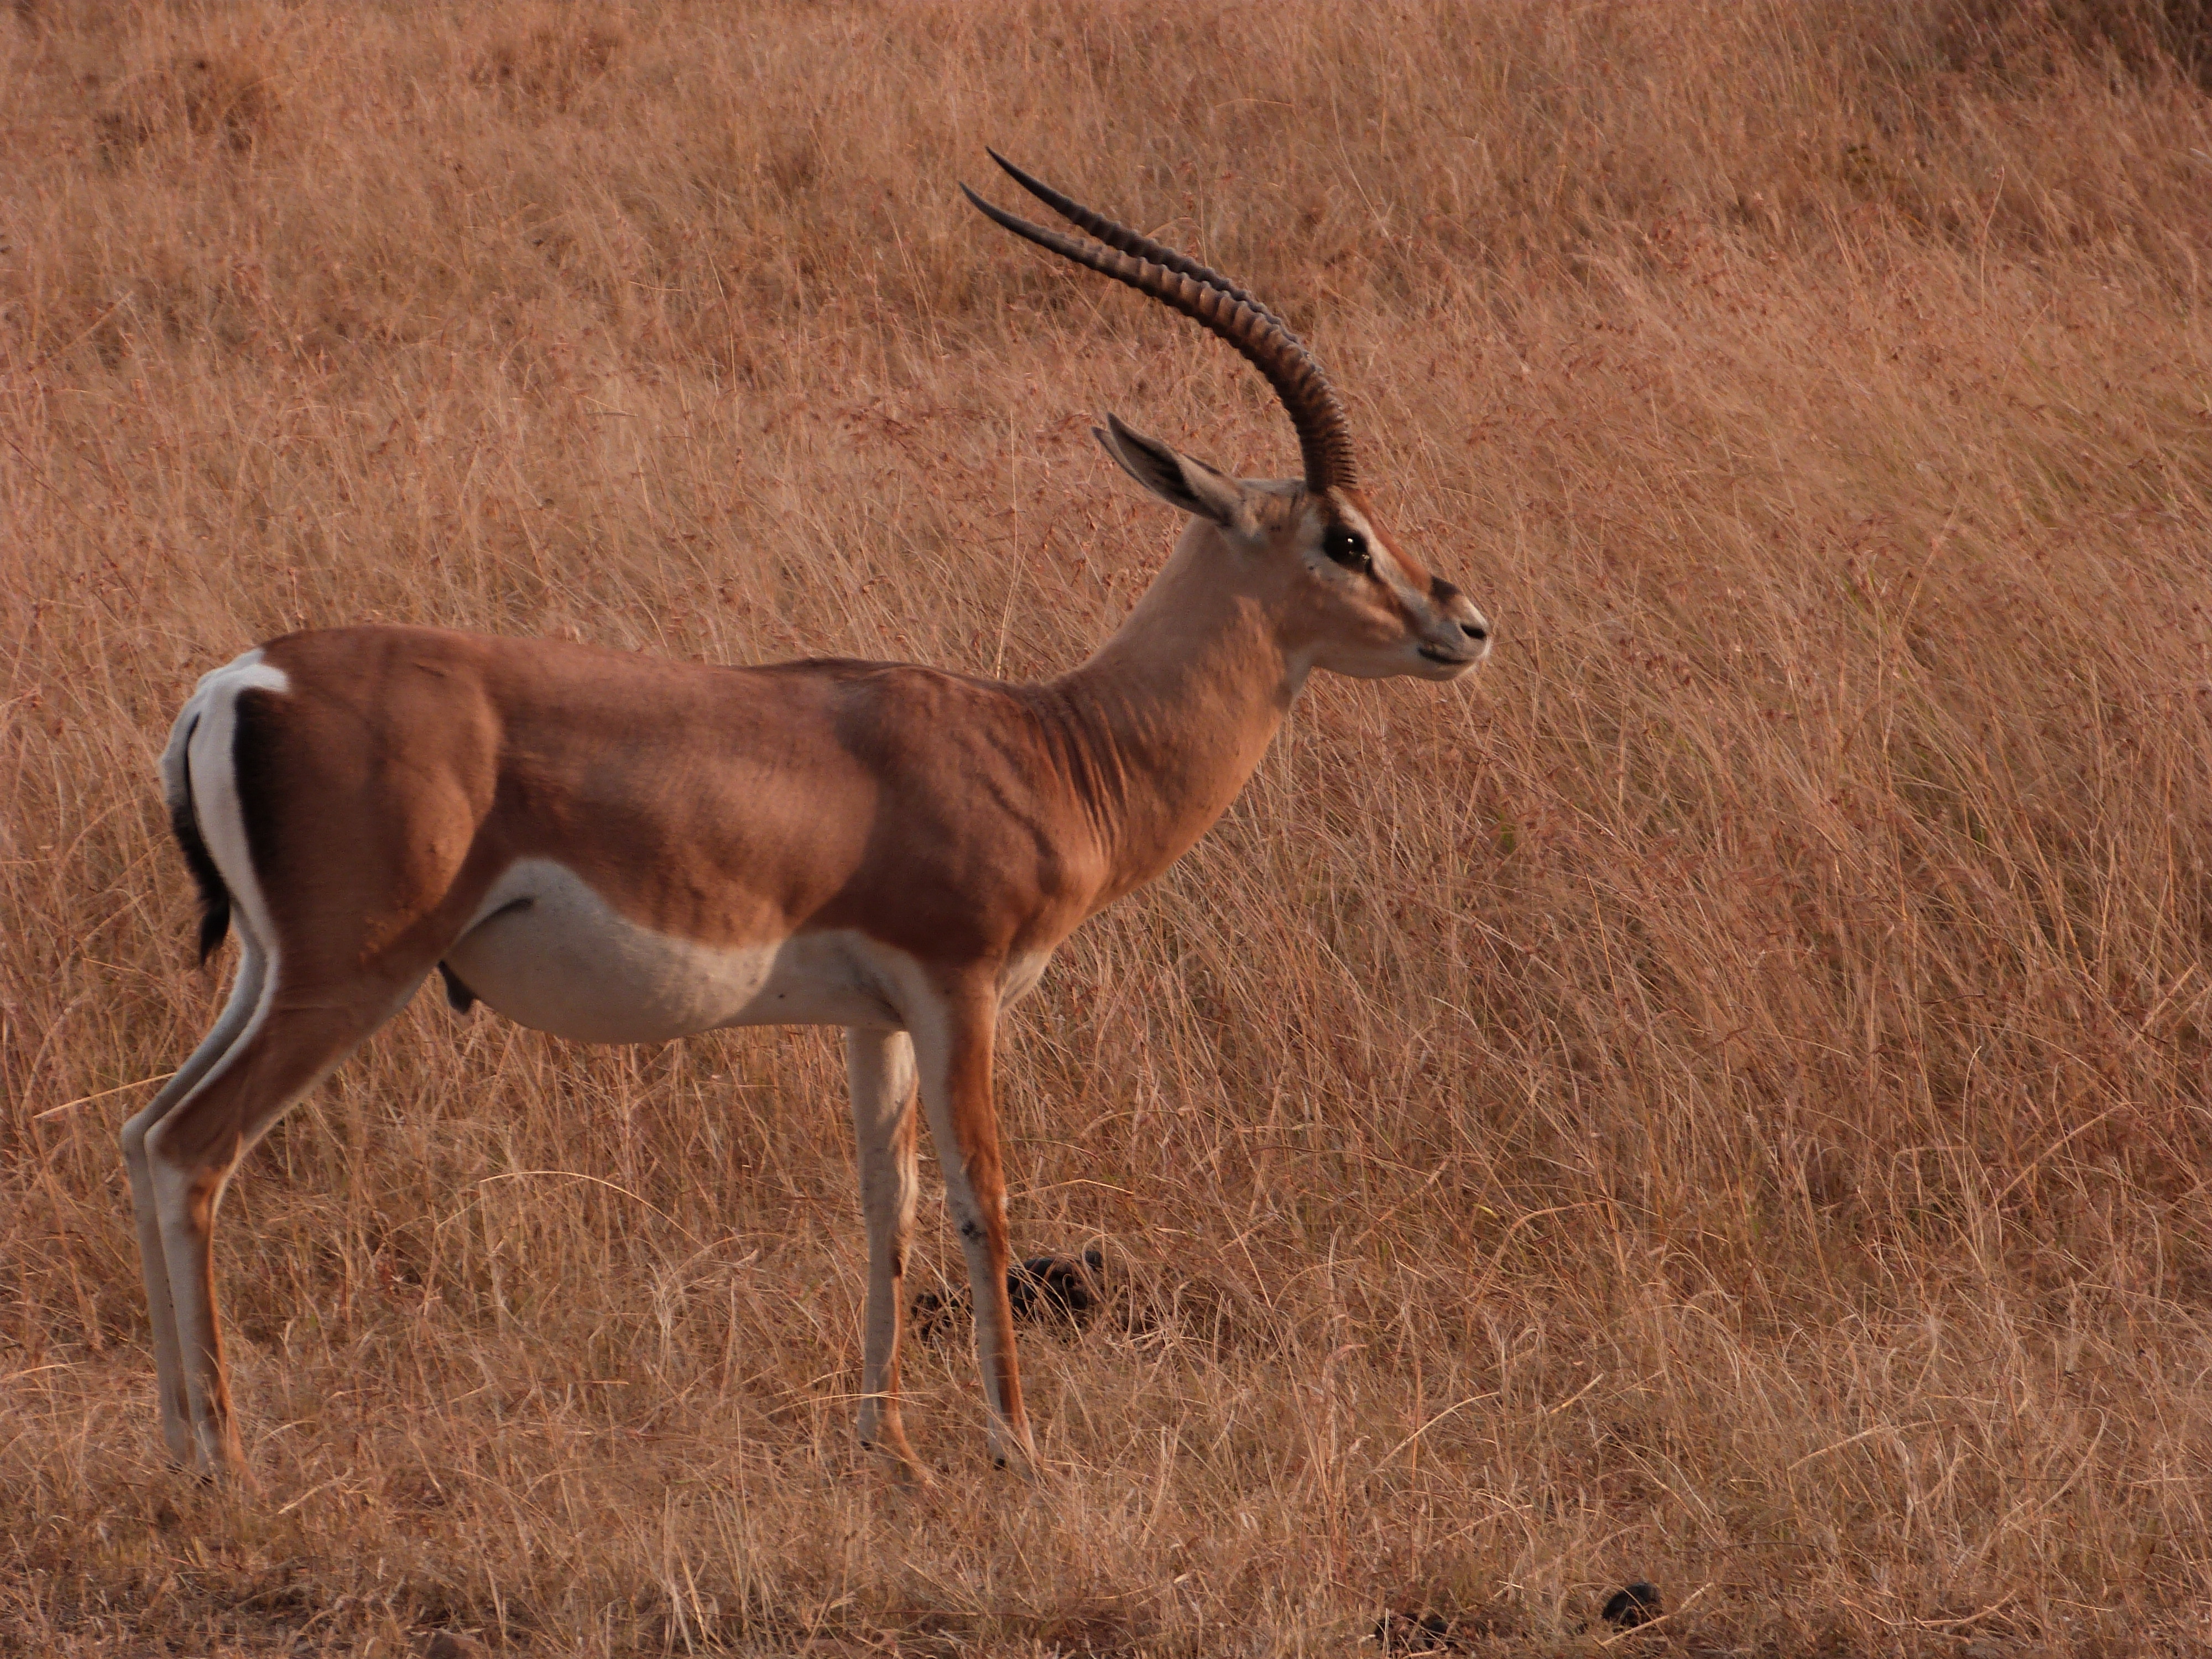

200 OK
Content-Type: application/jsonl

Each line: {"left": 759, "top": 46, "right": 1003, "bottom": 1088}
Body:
{"left": 962, "top": 161, "right": 1359, "bottom": 497}
{"left": 985, "top": 149, "right": 1300, "bottom": 344}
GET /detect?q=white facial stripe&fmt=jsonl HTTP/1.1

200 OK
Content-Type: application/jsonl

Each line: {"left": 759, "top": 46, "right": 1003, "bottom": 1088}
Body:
{"left": 1375, "top": 545, "right": 1425, "bottom": 604}
{"left": 1330, "top": 502, "right": 1426, "bottom": 606}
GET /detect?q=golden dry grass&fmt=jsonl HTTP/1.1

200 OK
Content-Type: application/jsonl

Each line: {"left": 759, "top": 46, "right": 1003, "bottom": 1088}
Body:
{"left": 6, "top": 1, "right": 2212, "bottom": 1653}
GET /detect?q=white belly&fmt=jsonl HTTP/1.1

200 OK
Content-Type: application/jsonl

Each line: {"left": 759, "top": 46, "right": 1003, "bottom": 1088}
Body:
{"left": 444, "top": 859, "right": 901, "bottom": 1042}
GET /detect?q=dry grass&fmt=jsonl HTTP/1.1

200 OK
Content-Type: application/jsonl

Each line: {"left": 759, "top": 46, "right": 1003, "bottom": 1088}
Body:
{"left": 6, "top": 1, "right": 2212, "bottom": 1653}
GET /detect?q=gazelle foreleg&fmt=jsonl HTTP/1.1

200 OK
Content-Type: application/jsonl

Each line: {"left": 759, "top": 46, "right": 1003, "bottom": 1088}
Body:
{"left": 121, "top": 936, "right": 271, "bottom": 1466}
{"left": 910, "top": 980, "right": 1035, "bottom": 1471}
{"left": 844, "top": 1025, "right": 926, "bottom": 1482}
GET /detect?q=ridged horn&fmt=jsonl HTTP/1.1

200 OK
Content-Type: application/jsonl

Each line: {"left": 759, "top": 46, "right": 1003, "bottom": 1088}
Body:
{"left": 962, "top": 159, "right": 1359, "bottom": 497}
{"left": 984, "top": 149, "right": 1301, "bottom": 344}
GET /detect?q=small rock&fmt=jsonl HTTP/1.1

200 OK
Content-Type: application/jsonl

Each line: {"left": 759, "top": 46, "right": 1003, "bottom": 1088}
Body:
{"left": 420, "top": 1632, "right": 488, "bottom": 1658}
{"left": 912, "top": 1249, "right": 1108, "bottom": 1340}
{"left": 1006, "top": 1249, "right": 1105, "bottom": 1324}
{"left": 908, "top": 1282, "right": 963, "bottom": 1342}
{"left": 1601, "top": 1582, "right": 1662, "bottom": 1629}
{"left": 1373, "top": 1609, "right": 1459, "bottom": 1653}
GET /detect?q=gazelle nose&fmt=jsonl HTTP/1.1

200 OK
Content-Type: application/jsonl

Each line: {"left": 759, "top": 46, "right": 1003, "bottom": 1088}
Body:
{"left": 1462, "top": 620, "right": 1490, "bottom": 643}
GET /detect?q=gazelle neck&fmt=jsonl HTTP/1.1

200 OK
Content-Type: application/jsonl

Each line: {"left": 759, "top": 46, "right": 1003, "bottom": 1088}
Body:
{"left": 1044, "top": 526, "right": 1310, "bottom": 908}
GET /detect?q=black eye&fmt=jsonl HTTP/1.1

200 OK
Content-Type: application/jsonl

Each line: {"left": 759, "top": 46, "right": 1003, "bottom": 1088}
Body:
{"left": 1323, "top": 528, "right": 1370, "bottom": 571}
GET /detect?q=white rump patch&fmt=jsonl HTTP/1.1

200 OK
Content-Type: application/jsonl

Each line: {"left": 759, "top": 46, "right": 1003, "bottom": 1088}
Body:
{"left": 160, "top": 648, "right": 290, "bottom": 811}
{"left": 144, "top": 647, "right": 295, "bottom": 1147}
{"left": 173, "top": 649, "right": 290, "bottom": 954}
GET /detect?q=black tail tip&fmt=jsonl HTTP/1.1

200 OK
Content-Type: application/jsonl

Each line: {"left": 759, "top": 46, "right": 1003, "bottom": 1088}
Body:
{"left": 169, "top": 794, "right": 233, "bottom": 966}
{"left": 194, "top": 901, "right": 232, "bottom": 966}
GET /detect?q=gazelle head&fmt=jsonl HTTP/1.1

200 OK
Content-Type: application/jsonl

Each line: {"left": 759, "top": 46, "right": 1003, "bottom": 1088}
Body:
{"left": 964, "top": 152, "right": 1492, "bottom": 684}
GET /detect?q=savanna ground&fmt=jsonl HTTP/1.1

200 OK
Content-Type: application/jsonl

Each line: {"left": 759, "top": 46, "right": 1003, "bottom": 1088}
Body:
{"left": 7, "top": 1, "right": 2212, "bottom": 1653}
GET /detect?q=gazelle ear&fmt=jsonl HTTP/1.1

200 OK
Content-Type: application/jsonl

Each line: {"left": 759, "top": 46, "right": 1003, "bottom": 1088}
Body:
{"left": 1093, "top": 414, "right": 1251, "bottom": 531}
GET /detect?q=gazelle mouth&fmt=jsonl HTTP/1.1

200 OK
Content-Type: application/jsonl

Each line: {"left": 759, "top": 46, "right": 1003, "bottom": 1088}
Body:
{"left": 1418, "top": 645, "right": 1477, "bottom": 666}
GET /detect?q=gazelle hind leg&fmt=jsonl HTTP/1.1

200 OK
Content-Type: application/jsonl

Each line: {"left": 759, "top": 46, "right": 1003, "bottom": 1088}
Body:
{"left": 143, "top": 975, "right": 422, "bottom": 1480}
{"left": 907, "top": 984, "right": 1035, "bottom": 1472}
{"left": 844, "top": 1026, "right": 928, "bottom": 1483}
{"left": 121, "top": 935, "right": 270, "bottom": 1466}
